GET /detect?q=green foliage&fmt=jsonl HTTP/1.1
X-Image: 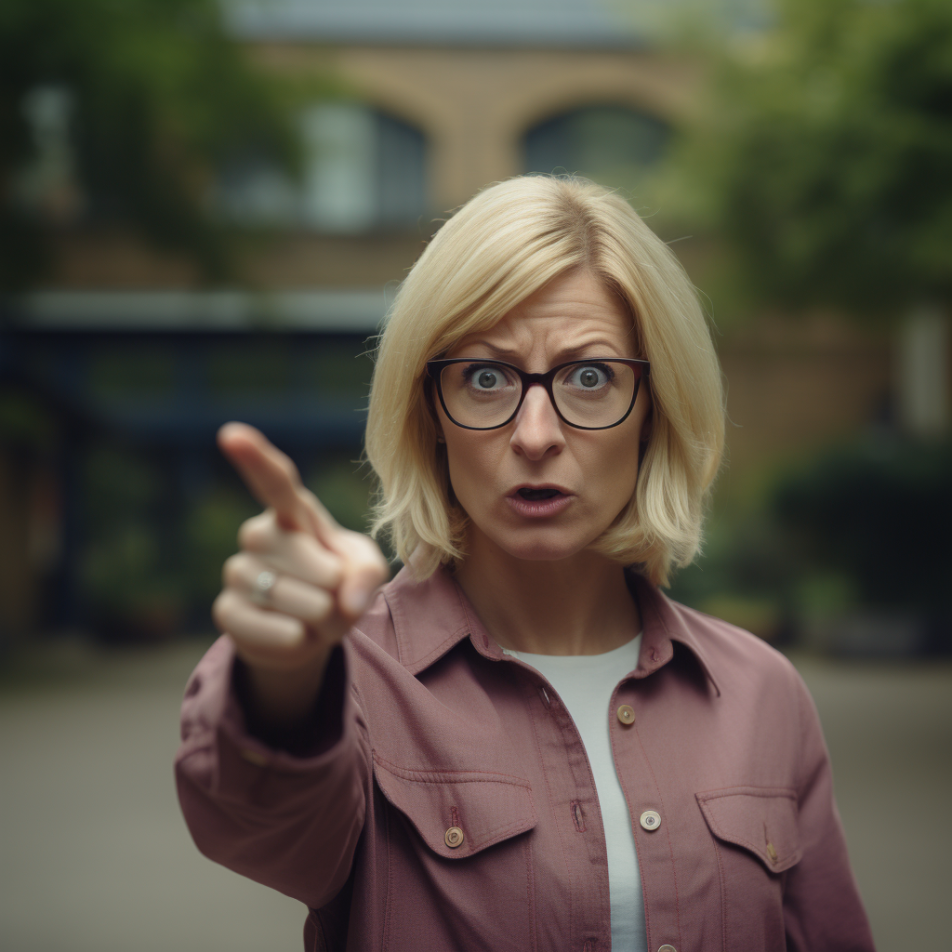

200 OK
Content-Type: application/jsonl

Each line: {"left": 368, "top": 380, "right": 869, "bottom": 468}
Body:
{"left": 183, "top": 483, "right": 258, "bottom": 615}
{"left": 306, "top": 452, "right": 375, "bottom": 535}
{"left": 685, "top": 0, "right": 952, "bottom": 316}
{"left": 666, "top": 504, "right": 796, "bottom": 639}
{"left": 772, "top": 436, "right": 952, "bottom": 609}
{"left": 0, "top": 0, "right": 306, "bottom": 290}
{"left": 667, "top": 436, "right": 952, "bottom": 637}
{"left": 79, "top": 440, "right": 375, "bottom": 639}
{"left": 80, "top": 444, "right": 185, "bottom": 636}
{"left": 0, "top": 389, "right": 55, "bottom": 451}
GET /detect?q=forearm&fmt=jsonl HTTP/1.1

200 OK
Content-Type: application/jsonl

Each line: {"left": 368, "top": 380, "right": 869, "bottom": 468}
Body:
{"left": 175, "top": 637, "right": 370, "bottom": 907}
{"left": 235, "top": 643, "right": 333, "bottom": 738}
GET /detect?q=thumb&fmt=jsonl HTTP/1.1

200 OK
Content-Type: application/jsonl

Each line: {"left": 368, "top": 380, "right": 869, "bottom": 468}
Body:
{"left": 334, "top": 531, "right": 390, "bottom": 620}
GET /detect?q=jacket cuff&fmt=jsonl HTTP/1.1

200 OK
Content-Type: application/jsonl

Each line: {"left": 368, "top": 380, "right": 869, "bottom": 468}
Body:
{"left": 233, "top": 642, "right": 347, "bottom": 758}
{"left": 178, "top": 636, "right": 360, "bottom": 804}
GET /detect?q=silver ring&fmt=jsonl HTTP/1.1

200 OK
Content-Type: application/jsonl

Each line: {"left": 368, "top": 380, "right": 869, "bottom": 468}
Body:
{"left": 251, "top": 570, "right": 277, "bottom": 606}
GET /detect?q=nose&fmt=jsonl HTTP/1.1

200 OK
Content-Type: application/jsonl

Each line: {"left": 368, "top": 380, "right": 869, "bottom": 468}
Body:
{"left": 509, "top": 384, "right": 565, "bottom": 460}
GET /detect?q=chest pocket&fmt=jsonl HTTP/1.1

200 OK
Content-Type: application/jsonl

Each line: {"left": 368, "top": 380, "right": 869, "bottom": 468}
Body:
{"left": 371, "top": 754, "right": 539, "bottom": 951}
{"left": 695, "top": 786, "right": 801, "bottom": 952}
{"left": 696, "top": 785, "right": 802, "bottom": 872}
{"left": 372, "top": 753, "right": 538, "bottom": 858}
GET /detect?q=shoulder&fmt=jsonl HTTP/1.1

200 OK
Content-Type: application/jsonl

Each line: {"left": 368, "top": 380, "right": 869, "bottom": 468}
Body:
{"left": 656, "top": 590, "right": 806, "bottom": 704}
{"left": 658, "top": 596, "right": 827, "bottom": 778}
{"left": 678, "top": 599, "right": 794, "bottom": 670}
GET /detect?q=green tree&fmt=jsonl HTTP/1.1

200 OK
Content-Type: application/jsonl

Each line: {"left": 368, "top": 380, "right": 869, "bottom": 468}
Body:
{"left": 663, "top": 0, "right": 952, "bottom": 627}
{"left": 692, "top": 0, "right": 952, "bottom": 317}
{"left": 0, "top": 0, "right": 302, "bottom": 290}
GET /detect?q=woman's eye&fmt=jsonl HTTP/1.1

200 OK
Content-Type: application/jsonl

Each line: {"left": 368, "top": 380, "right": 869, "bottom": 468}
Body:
{"left": 464, "top": 365, "right": 508, "bottom": 390}
{"left": 568, "top": 364, "right": 612, "bottom": 388}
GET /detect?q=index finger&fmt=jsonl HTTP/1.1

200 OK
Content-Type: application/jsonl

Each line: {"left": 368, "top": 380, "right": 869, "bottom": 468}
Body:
{"left": 218, "top": 423, "right": 312, "bottom": 532}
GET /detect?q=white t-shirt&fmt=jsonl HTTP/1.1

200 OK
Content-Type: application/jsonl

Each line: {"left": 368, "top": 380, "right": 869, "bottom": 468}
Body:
{"left": 502, "top": 635, "right": 647, "bottom": 952}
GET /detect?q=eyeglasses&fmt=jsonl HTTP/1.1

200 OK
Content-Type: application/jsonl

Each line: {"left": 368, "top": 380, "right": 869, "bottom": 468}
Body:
{"left": 426, "top": 357, "right": 650, "bottom": 431}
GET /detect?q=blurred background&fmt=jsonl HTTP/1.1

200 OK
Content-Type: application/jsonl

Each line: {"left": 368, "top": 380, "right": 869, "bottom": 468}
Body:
{"left": 1, "top": 0, "right": 949, "bottom": 950}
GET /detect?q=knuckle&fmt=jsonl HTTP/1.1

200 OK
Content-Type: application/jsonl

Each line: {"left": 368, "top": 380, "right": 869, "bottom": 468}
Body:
{"left": 222, "top": 554, "right": 247, "bottom": 588}
{"left": 299, "top": 535, "right": 343, "bottom": 584}
{"left": 339, "top": 527, "right": 374, "bottom": 558}
{"left": 238, "top": 512, "right": 272, "bottom": 552}
{"left": 357, "top": 537, "right": 389, "bottom": 577}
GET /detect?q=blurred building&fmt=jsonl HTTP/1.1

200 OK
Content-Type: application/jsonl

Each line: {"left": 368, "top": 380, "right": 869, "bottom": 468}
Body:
{"left": 0, "top": 0, "right": 897, "bottom": 644}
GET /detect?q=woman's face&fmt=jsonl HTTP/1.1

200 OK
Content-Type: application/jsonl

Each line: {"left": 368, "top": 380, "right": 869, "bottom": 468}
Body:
{"left": 436, "top": 268, "right": 651, "bottom": 564}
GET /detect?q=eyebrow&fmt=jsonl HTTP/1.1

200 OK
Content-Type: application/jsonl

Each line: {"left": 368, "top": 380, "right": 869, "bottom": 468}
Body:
{"left": 467, "top": 339, "right": 627, "bottom": 360}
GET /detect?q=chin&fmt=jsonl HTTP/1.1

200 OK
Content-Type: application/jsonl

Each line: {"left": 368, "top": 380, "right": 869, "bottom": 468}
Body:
{"left": 493, "top": 529, "right": 593, "bottom": 564}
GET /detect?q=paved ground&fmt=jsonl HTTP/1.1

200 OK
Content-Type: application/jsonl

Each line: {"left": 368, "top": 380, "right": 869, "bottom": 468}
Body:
{"left": 0, "top": 637, "right": 949, "bottom": 952}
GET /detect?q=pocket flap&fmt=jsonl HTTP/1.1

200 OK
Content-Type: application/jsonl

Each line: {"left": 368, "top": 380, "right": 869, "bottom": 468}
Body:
{"left": 696, "top": 786, "right": 802, "bottom": 873}
{"left": 372, "top": 754, "right": 537, "bottom": 859}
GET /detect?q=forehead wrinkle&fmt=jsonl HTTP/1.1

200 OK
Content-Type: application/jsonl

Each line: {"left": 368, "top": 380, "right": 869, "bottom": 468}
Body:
{"left": 479, "top": 319, "right": 634, "bottom": 362}
{"left": 449, "top": 272, "right": 638, "bottom": 360}
{"left": 465, "top": 337, "right": 628, "bottom": 362}
{"left": 467, "top": 310, "right": 631, "bottom": 346}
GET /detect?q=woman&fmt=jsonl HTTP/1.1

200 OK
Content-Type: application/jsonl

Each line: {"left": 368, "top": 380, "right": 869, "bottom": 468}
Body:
{"left": 176, "top": 176, "right": 874, "bottom": 952}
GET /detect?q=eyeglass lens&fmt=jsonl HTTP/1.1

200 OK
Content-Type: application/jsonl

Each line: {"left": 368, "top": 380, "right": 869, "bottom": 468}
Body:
{"left": 438, "top": 360, "right": 638, "bottom": 429}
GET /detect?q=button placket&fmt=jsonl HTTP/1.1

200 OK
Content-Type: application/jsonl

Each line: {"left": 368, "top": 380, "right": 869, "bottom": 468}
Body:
{"left": 613, "top": 680, "right": 680, "bottom": 949}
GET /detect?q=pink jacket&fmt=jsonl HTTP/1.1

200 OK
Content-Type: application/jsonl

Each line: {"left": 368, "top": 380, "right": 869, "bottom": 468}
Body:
{"left": 176, "top": 567, "right": 875, "bottom": 952}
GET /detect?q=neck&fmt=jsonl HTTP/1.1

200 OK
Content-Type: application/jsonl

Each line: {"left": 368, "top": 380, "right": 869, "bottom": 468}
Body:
{"left": 453, "top": 534, "right": 641, "bottom": 656}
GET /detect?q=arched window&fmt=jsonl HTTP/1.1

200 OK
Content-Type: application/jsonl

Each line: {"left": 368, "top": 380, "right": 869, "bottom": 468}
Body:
{"left": 523, "top": 104, "right": 670, "bottom": 183}
{"left": 219, "top": 104, "right": 427, "bottom": 233}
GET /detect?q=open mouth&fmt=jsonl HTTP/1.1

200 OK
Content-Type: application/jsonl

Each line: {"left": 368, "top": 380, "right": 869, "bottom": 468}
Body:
{"left": 516, "top": 487, "right": 563, "bottom": 501}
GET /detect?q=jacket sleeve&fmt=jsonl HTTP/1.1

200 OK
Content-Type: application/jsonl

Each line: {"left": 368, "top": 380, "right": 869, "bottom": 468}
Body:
{"left": 783, "top": 668, "right": 876, "bottom": 952}
{"left": 174, "top": 635, "right": 371, "bottom": 909}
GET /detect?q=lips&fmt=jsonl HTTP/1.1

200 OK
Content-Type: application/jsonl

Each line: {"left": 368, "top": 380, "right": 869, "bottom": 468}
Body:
{"left": 511, "top": 483, "right": 572, "bottom": 500}
{"left": 517, "top": 487, "right": 563, "bottom": 501}
{"left": 506, "top": 484, "right": 574, "bottom": 518}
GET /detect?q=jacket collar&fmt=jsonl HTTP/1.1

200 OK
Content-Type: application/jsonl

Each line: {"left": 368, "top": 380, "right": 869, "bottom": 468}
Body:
{"left": 382, "top": 564, "right": 722, "bottom": 697}
{"left": 629, "top": 572, "right": 722, "bottom": 696}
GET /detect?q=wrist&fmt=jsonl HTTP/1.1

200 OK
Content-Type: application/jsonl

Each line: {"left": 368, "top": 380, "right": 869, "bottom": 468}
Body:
{"left": 235, "top": 644, "right": 333, "bottom": 733}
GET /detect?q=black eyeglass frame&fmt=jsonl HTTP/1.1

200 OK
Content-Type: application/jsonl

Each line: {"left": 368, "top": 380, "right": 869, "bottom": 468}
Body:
{"left": 426, "top": 357, "right": 651, "bottom": 431}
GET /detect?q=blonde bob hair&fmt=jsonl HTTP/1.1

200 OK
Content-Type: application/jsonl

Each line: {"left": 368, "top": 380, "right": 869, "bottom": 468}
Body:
{"left": 365, "top": 175, "right": 724, "bottom": 586}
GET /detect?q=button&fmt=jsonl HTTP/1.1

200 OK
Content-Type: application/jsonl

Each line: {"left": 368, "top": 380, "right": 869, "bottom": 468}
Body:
{"left": 640, "top": 810, "right": 662, "bottom": 831}
{"left": 658, "top": 945, "right": 678, "bottom": 952}
{"left": 240, "top": 748, "right": 269, "bottom": 767}
{"left": 444, "top": 826, "right": 464, "bottom": 848}
{"left": 766, "top": 842, "right": 778, "bottom": 863}
{"left": 616, "top": 705, "right": 635, "bottom": 725}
